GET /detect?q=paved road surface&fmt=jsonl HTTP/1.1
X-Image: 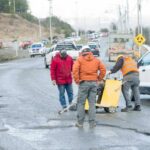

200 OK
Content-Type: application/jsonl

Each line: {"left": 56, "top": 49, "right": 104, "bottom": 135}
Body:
{"left": 0, "top": 38, "right": 150, "bottom": 150}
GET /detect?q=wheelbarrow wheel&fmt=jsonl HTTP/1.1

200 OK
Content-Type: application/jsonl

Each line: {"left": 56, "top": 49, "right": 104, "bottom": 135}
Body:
{"left": 104, "top": 107, "right": 117, "bottom": 113}
{"left": 85, "top": 110, "right": 88, "bottom": 113}
{"left": 104, "top": 107, "right": 110, "bottom": 113}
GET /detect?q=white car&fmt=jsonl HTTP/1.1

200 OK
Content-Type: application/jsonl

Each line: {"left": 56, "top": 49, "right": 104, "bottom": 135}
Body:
{"left": 44, "top": 42, "right": 79, "bottom": 68}
{"left": 29, "top": 43, "right": 46, "bottom": 57}
{"left": 138, "top": 50, "right": 150, "bottom": 95}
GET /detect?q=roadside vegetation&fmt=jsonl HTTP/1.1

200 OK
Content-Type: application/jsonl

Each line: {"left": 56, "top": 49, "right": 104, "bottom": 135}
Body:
{"left": 0, "top": 0, "right": 75, "bottom": 62}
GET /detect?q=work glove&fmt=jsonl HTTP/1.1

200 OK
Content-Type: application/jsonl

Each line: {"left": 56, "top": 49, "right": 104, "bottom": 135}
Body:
{"left": 107, "top": 70, "right": 112, "bottom": 75}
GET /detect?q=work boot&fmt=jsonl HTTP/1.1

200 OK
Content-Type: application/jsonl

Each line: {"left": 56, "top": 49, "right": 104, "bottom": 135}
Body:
{"left": 121, "top": 105, "right": 132, "bottom": 112}
{"left": 133, "top": 105, "right": 141, "bottom": 111}
{"left": 89, "top": 123, "right": 96, "bottom": 128}
{"left": 75, "top": 122, "right": 83, "bottom": 128}
{"left": 58, "top": 106, "right": 67, "bottom": 114}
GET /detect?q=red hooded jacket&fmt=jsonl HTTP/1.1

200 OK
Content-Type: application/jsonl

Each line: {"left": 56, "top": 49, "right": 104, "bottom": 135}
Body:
{"left": 50, "top": 53, "right": 73, "bottom": 85}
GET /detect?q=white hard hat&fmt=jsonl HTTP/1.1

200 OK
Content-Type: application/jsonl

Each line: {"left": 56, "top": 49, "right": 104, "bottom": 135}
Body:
{"left": 81, "top": 45, "right": 91, "bottom": 52}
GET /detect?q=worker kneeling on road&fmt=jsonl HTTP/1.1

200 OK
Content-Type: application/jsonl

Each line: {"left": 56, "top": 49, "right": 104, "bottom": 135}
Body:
{"left": 108, "top": 55, "right": 141, "bottom": 112}
{"left": 73, "top": 46, "right": 106, "bottom": 128}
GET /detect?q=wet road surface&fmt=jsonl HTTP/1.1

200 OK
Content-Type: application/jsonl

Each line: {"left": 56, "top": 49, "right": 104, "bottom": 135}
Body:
{"left": 0, "top": 39, "right": 150, "bottom": 150}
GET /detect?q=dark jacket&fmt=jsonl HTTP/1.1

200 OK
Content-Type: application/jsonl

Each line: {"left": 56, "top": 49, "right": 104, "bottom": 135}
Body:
{"left": 111, "top": 57, "right": 124, "bottom": 73}
{"left": 50, "top": 53, "right": 73, "bottom": 85}
{"left": 111, "top": 56, "right": 139, "bottom": 76}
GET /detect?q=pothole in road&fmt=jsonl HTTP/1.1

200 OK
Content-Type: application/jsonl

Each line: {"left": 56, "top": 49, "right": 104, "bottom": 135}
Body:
{"left": 98, "top": 123, "right": 150, "bottom": 137}
{"left": 0, "top": 128, "right": 9, "bottom": 132}
{"left": 22, "top": 120, "right": 150, "bottom": 137}
{"left": 0, "top": 104, "right": 8, "bottom": 108}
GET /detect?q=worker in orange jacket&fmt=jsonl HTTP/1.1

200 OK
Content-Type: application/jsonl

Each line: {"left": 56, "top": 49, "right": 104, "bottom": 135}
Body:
{"left": 108, "top": 55, "right": 141, "bottom": 112}
{"left": 73, "top": 46, "right": 106, "bottom": 128}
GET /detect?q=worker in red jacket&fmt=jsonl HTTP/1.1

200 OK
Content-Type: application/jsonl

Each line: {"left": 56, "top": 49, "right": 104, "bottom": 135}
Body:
{"left": 50, "top": 50, "right": 74, "bottom": 110}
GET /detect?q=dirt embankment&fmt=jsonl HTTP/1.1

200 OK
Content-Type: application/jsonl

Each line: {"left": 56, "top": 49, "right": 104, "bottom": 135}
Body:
{"left": 0, "top": 13, "right": 50, "bottom": 62}
{"left": 0, "top": 13, "right": 49, "bottom": 41}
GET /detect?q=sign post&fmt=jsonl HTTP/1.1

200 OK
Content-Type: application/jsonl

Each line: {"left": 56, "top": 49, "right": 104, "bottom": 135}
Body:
{"left": 134, "top": 34, "right": 146, "bottom": 56}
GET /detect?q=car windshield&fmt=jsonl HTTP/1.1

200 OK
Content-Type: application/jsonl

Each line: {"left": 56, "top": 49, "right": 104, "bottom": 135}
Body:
{"left": 77, "top": 45, "right": 82, "bottom": 49}
{"left": 55, "top": 44, "right": 77, "bottom": 51}
{"left": 89, "top": 45, "right": 97, "bottom": 49}
{"left": 32, "top": 44, "right": 42, "bottom": 48}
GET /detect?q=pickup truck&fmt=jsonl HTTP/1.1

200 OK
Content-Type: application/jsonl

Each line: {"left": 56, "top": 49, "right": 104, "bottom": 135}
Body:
{"left": 108, "top": 33, "right": 135, "bottom": 62}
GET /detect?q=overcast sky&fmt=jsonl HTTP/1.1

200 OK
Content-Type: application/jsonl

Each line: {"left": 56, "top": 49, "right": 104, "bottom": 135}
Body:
{"left": 27, "top": 0, "right": 150, "bottom": 30}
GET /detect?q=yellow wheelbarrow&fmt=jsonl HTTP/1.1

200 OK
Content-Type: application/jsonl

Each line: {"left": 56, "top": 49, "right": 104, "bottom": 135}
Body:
{"left": 85, "top": 78, "right": 122, "bottom": 113}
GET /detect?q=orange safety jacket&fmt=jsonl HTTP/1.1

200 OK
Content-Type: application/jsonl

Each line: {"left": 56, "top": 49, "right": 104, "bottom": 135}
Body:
{"left": 121, "top": 56, "right": 139, "bottom": 76}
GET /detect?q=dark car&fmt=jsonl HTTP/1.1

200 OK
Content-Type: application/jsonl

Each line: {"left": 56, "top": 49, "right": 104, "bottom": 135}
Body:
{"left": 88, "top": 42, "right": 100, "bottom": 56}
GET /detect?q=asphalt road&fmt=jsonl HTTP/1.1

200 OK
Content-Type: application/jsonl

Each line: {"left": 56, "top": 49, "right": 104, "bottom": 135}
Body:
{"left": 0, "top": 39, "right": 150, "bottom": 150}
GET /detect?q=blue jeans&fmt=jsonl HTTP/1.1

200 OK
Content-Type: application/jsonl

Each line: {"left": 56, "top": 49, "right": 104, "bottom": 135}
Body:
{"left": 57, "top": 84, "right": 73, "bottom": 108}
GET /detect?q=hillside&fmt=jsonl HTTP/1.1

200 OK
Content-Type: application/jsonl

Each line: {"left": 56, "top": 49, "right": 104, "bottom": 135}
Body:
{"left": 0, "top": 13, "right": 49, "bottom": 41}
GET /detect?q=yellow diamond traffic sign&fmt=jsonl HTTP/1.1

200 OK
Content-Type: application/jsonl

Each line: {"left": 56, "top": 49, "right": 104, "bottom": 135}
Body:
{"left": 134, "top": 34, "right": 146, "bottom": 46}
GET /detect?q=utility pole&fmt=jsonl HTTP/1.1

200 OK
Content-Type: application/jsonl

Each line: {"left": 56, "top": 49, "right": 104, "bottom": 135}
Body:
{"left": 137, "top": 0, "right": 142, "bottom": 34}
{"left": 48, "top": 0, "right": 53, "bottom": 44}
{"left": 38, "top": 18, "right": 42, "bottom": 40}
{"left": 75, "top": 0, "right": 79, "bottom": 37}
{"left": 126, "top": 0, "right": 129, "bottom": 33}
{"left": 118, "top": 5, "right": 123, "bottom": 33}
{"left": 137, "top": 0, "right": 142, "bottom": 56}
{"left": 13, "top": 0, "right": 16, "bottom": 14}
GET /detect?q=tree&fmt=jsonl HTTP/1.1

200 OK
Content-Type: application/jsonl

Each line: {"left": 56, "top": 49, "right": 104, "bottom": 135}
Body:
{"left": 41, "top": 16, "right": 74, "bottom": 37}
{"left": 0, "top": 0, "right": 10, "bottom": 13}
{"left": 0, "top": 0, "right": 28, "bottom": 13}
{"left": 15, "top": 0, "right": 28, "bottom": 13}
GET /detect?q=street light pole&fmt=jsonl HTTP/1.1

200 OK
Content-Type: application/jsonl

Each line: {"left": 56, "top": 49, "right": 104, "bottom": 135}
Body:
{"left": 137, "top": 0, "right": 141, "bottom": 34}
{"left": 75, "top": 0, "right": 78, "bottom": 37}
{"left": 13, "top": 0, "right": 16, "bottom": 14}
{"left": 137, "top": 0, "right": 142, "bottom": 56}
{"left": 48, "top": 0, "right": 53, "bottom": 44}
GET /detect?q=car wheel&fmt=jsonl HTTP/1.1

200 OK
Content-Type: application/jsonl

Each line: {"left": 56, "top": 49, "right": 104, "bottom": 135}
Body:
{"left": 104, "top": 107, "right": 110, "bottom": 113}
{"left": 85, "top": 110, "right": 88, "bottom": 113}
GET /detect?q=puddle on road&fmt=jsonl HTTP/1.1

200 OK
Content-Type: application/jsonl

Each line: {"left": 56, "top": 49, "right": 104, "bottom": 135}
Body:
{"left": 25, "top": 120, "right": 74, "bottom": 130}
{"left": 5, "top": 124, "right": 48, "bottom": 142}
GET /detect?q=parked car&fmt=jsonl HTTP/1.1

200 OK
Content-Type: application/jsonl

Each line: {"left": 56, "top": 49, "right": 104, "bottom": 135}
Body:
{"left": 76, "top": 44, "right": 83, "bottom": 50}
{"left": 44, "top": 42, "right": 78, "bottom": 68}
{"left": 41, "top": 39, "right": 49, "bottom": 45}
{"left": 88, "top": 42, "right": 100, "bottom": 56}
{"left": 138, "top": 50, "right": 150, "bottom": 95}
{"left": 29, "top": 43, "right": 46, "bottom": 57}
{"left": 19, "top": 41, "right": 32, "bottom": 49}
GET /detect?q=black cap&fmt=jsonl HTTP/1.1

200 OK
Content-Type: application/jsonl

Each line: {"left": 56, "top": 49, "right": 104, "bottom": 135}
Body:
{"left": 60, "top": 50, "right": 67, "bottom": 58}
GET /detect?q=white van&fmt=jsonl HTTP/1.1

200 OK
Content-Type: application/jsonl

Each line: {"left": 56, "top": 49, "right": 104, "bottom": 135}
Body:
{"left": 29, "top": 43, "right": 46, "bottom": 57}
